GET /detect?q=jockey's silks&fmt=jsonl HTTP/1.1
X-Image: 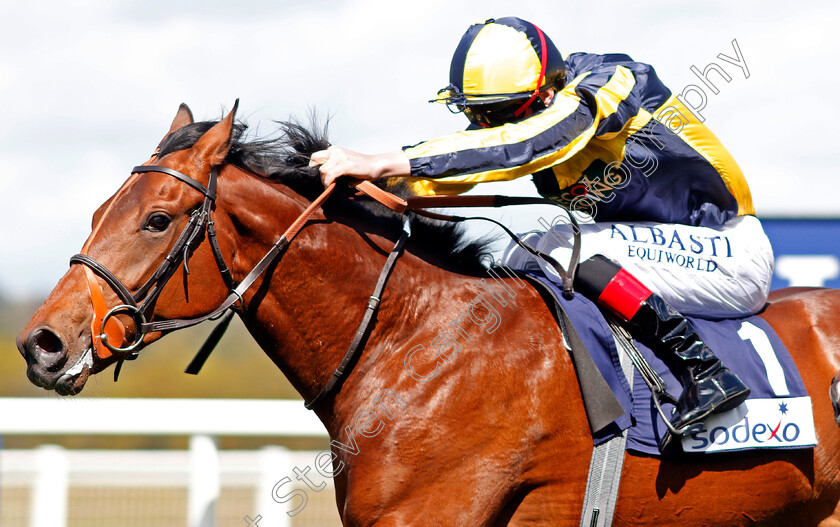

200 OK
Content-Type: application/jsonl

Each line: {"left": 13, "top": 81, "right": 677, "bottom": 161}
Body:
{"left": 403, "top": 53, "right": 754, "bottom": 228}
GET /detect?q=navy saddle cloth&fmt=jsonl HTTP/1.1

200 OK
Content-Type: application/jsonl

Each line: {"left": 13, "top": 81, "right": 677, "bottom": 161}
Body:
{"left": 523, "top": 270, "right": 816, "bottom": 456}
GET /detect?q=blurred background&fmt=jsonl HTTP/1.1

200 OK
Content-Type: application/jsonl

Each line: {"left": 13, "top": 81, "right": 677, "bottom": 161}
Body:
{"left": 1, "top": 0, "right": 838, "bottom": 525}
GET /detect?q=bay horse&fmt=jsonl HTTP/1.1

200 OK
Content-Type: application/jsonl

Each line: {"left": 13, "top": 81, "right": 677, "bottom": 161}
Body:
{"left": 17, "top": 102, "right": 840, "bottom": 526}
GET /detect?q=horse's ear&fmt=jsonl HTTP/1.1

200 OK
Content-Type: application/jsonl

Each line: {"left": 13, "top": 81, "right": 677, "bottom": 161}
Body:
{"left": 159, "top": 103, "right": 194, "bottom": 145}
{"left": 192, "top": 100, "right": 239, "bottom": 167}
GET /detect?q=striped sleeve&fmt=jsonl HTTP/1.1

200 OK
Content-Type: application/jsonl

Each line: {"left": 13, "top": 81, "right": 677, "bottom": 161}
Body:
{"left": 403, "top": 65, "right": 639, "bottom": 193}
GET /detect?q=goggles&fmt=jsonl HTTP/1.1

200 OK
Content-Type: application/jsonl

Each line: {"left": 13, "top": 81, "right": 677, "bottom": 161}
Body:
{"left": 431, "top": 84, "right": 542, "bottom": 128}
{"left": 432, "top": 84, "right": 532, "bottom": 112}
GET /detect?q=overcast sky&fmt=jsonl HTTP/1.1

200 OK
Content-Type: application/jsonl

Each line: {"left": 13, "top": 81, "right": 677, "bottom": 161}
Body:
{"left": 1, "top": 0, "right": 837, "bottom": 299}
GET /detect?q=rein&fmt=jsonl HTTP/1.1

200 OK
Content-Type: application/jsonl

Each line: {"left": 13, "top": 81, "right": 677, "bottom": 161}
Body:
{"left": 402, "top": 194, "right": 581, "bottom": 296}
{"left": 70, "top": 163, "right": 579, "bottom": 408}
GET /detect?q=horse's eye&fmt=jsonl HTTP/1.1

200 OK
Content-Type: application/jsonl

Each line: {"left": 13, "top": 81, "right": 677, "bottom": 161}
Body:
{"left": 145, "top": 213, "right": 172, "bottom": 232}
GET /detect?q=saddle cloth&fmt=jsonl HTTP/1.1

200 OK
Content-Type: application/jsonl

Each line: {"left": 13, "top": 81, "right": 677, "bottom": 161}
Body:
{"left": 522, "top": 270, "right": 817, "bottom": 456}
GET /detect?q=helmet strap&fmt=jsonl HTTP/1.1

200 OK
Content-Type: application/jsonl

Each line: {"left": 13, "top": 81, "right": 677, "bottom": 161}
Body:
{"left": 513, "top": 23, "right": 548, "bottom": 118}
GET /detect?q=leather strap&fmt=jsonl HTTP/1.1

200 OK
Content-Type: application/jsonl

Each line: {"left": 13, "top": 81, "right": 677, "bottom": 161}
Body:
{"left": 301, "top": 187, "right": 581, "bottom": 411}
{"left": 71, "top": 165, "right": 335, "bottom": 369}
{"left": 208, "top": 220, "right": 235, "bottom": 290}
{"left": 70, "top": 254, "right": 136, "bottom": 307}
{"left": 350, "top": 179, "right": 408, "bottom": 212}
{"left": 131, "top": 165, "right": 214, "bottom": 199}
{"left": 410, "top": 203, "right": 580, "bottom": 299}
{"left": 305, "top": 217, "right": 412, "bottom": 410}
{"left": 352, "top": 190, "right": 581, "bottom": 297}
{"left": 79, "top": 265, "right": 126, "bottom": 359}
{"left": 184, "top": 310, "right": 236, "bottom": 375}
{"left": 579, "top": 321, "right": 637, "bottom": 527}
{"left": 146, "top": 183, "right": 339, "bottom": 336}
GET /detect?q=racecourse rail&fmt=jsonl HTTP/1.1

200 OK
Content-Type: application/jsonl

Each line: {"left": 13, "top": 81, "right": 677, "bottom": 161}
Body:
{"left": 0, "top": 397, "right": 331, "bottom": 527}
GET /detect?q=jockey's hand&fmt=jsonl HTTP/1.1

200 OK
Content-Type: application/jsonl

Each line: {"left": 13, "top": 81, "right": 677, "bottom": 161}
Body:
{"left": 309, "top": 147, "right": 411, "bottom": 188}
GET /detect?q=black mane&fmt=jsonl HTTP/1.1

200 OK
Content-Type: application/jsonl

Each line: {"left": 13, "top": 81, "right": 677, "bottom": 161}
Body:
{"left": 157, "top": 118, "right": 494, "bottom": 274}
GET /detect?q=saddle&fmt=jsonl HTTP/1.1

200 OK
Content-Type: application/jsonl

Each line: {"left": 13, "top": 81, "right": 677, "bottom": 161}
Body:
{"left": 522, "top": 268, "right": 816, "bottom": 455}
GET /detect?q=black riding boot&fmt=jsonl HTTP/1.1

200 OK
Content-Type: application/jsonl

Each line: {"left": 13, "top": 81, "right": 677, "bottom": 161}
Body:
{"left": 627, "top": 293, "right": 750, "bottom": 432}
{"left": 575, "top": 255, "right": 750, "bottom": 437}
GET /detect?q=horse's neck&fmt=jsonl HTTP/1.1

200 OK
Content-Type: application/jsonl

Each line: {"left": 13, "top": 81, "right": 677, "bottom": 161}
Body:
{"left": 221, "top": 173, "right": 478, "bottom": 416}
{"left": 246, "top": 225, "right": 472, "bottom": 416}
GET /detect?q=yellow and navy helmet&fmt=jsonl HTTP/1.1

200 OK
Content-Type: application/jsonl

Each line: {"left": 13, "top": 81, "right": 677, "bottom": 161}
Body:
{"left": 434, "top": 17, "right": 566, "bottom": 126}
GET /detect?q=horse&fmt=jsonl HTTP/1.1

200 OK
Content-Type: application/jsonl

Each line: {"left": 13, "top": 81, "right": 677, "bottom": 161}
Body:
{"left": 17, "top": 102, "right": 840, "bottom": 526}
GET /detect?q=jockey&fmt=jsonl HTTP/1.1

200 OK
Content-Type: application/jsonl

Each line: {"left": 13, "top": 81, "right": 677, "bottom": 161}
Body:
{"left": 310, "top": 17, "right": 773, "bottom": 447}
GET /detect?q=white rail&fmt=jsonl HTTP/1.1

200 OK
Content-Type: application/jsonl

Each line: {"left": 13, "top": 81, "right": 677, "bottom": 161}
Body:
{"left": 0, "top": 397, "right": 327, "bottom": 436}
{"left": 0, "top": 398, "right": 330, "bottom": 527}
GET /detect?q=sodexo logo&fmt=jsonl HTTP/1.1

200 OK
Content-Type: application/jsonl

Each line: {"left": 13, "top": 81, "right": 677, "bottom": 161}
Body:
{"left": 682, "top": 397, "right": 816, "bottom": 453}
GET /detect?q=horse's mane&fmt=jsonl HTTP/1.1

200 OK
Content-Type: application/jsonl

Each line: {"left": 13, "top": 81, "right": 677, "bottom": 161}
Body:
{"left": 157, "top": 118, "right": 494, "bottom": 274}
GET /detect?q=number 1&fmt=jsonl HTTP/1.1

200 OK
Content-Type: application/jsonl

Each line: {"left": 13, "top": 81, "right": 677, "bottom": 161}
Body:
{"left": 737, "top": 321, "right": 790, "bottom": 396}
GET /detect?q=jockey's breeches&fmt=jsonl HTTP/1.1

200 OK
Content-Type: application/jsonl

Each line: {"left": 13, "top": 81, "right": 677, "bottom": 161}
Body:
{"left": 502, "top": 215, "right": 773, "bottom": 318}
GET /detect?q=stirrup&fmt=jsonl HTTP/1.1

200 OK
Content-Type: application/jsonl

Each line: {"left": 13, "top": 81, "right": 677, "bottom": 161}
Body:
{"left": 651, "top": 386, "right": 694, "bottom": 437}
{"left": 653, "top": 387, "right": 708, "bottom": 454}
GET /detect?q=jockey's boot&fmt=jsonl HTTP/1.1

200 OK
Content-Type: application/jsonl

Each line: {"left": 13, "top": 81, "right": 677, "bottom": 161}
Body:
{"left": 574, "top": 255, "right": 750, "bottom": 435}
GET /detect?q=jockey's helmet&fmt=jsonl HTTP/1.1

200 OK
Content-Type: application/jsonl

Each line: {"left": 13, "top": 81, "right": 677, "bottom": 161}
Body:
{"left": 433, "top": 17, "right": 566, "bottom": 127}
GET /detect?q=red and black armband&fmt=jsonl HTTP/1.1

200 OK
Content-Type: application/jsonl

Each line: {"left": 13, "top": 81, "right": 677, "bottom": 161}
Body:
{"left": 574, "top": 255, "right": 653, "bottom": 322}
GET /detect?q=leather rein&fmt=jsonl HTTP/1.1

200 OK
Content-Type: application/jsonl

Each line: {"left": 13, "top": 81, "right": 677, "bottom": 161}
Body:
{"left": 70, "top": 162, "right": 580, "bottom": 407}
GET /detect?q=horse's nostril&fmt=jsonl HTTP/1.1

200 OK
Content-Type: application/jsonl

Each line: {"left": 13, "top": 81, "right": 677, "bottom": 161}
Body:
{"left": 32, "top": 328, "right": 65, "bottom": 354}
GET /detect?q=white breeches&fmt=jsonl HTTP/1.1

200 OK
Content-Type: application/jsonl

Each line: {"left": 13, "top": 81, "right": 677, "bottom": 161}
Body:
{"left": 502, "top": 215, "right": 774, "bottom": 318}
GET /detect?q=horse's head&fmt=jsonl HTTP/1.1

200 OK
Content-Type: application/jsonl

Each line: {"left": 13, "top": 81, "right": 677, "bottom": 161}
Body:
{"left": 17, "top": 102, "right": 244, "bottom": 394}
{"left": 17, "top": 100, "right": 489, "bottom": 399}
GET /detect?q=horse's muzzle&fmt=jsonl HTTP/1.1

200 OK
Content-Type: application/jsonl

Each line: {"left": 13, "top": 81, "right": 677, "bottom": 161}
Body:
{"left": 17, "top": 325, "right": 92, "bottom": 395}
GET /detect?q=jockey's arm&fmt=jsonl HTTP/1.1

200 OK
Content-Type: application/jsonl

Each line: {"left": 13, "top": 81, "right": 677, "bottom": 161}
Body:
{"left": 309, "top": 91, "right": 592, "bottom": 190}
{"left": 310, "top": 147, "right": 410, "bottom": 187}
{"left": 310, "top": 63, "right": 637, "bottom": 192}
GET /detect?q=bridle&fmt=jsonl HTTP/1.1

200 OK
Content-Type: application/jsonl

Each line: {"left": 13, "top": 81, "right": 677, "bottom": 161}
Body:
{"left": 71, "top": 164, "right": 229, "bottom": 359}
{"left": 69, "top": 160, "right": 411, "bottom": 380}
{"left": 70, "top": 159, "right": 580, "bottom": 407}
